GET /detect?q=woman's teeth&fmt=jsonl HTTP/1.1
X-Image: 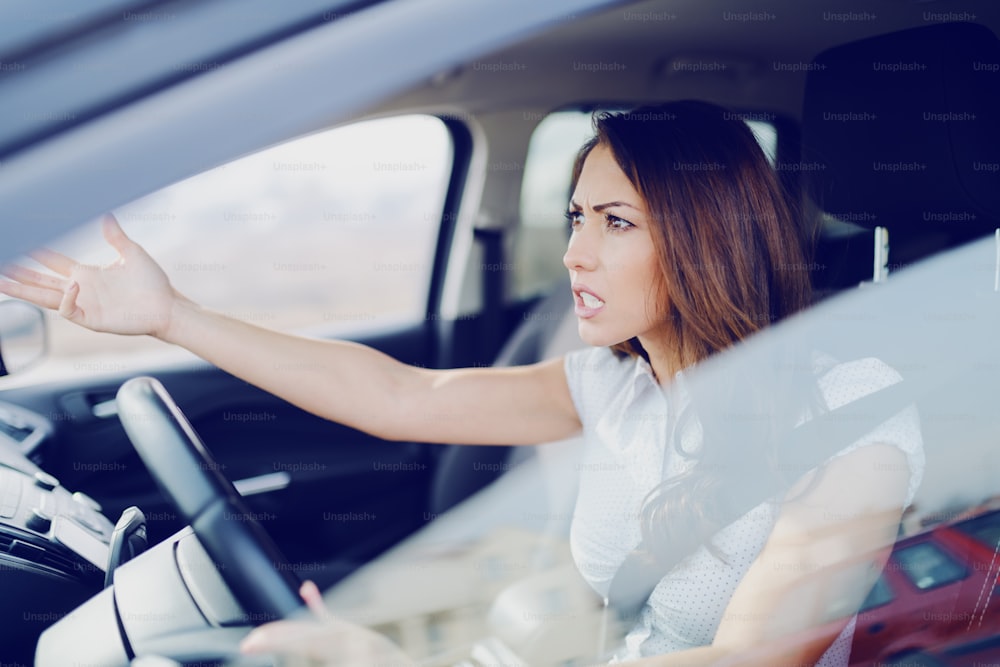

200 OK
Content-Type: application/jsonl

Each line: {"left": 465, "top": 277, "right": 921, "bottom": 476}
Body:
{"left": 581, "top": 292, "right": 605, "bottom": 309}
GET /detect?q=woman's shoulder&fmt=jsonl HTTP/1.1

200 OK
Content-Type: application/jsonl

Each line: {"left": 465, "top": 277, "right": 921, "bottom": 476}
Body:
{"left": 811, "top": 352, "right": 925, "bottom": 505}
{"left": 563, "top": 346, "right": 650, "bottom": 427}
{"left": 813, "top": 353, "right": 905, "bottom": 411}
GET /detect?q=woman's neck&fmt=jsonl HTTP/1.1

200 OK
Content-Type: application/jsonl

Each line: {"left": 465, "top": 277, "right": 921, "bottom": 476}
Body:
{"left": 638, "top": 333, "right": 687, "bottom": 384}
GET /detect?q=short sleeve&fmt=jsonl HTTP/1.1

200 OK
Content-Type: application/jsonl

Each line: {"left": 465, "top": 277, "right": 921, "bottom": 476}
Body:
{"left": 563, "top": 346, "right": 622, "bottom": 432}
{"left": 817, "top": 357, "right": 925, "bottom": 506}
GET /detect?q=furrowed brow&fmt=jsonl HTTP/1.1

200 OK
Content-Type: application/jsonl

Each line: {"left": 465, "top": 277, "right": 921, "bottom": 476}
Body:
{"left": 568, "top": 199, "right": 641, "bottom": 213}
{"left": 593, "top": 200, "right": 640, "bottom": 212}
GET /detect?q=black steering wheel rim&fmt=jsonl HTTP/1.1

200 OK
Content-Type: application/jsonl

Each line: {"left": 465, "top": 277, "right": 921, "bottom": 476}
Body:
{"left": 116, "top": 376, "right": 303, "bottom": 622}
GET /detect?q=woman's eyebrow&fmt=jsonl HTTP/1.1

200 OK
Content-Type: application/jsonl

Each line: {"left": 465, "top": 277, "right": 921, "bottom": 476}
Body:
{"left": 568, "top": 199, "right": 641, "bottom": 212}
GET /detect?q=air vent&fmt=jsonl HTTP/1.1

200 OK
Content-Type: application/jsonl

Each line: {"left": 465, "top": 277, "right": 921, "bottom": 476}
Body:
{"left": 0, "top": 526, "right": 100, "bottom": 582}
{"left": 36, "top": 544, "right": 82, "bottom": 573}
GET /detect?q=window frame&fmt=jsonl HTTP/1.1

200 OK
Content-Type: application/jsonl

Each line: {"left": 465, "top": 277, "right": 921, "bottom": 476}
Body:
{"left": 426, "top": 116, "right": 474, "bottom": 326}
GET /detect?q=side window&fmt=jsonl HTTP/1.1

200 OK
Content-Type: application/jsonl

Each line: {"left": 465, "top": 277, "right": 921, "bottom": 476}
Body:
{"left": 893, "top": 542, "right": 968, "bottom": 591}
{"left": 40, "top": 115, "right": 453, "bottom": 364}
{"left": 515, "top": 112, "right": 596, "bottom": 300}
{"left": 515, "top": 111, "right": 778, "bottom": 300}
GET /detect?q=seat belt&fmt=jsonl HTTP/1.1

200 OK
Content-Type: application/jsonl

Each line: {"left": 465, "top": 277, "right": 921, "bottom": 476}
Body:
{"left": 607, "top": 376, "right": 918, "bottom": 619}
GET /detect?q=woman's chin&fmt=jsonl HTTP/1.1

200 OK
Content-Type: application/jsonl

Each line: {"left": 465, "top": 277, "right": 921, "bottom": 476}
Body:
{"left": 576, "top": 321, "right": 628, "bottom": 348}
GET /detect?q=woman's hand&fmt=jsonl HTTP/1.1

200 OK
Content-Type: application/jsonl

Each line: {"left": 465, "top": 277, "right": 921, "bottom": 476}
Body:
{"left": 240, "top": 580, "right": 415, "bottom": 667}
{"left": 0, "top": 214, "right": 178, "bottom": 338}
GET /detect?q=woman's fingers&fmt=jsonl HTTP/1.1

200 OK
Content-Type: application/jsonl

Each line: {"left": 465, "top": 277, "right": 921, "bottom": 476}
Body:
{"left": 0, "top": 263, "right": 74, "bottom": 312}
{"left": 0, "top": 214, "right": 174, "bottom": 336}
{"left": 21, "top": 215, "right": 128, "bottom": 281}
{"left": 57, "top": 281, "right": 81, "bottom": 321}
{"left": 239, "top": 620, "right": 312, "bottom": 655}
{"left": 0, "top": 264, "right": 68, "bottom": 292}
{"left": 300, "top": 580, "right": 331, "bottom": 619}
{"left": 240, "top": 617, "right": 411, "bottom": 665}
{"left": 240, "top": 619, "right": 340, "bottom": 655}
{"left": 239, "top": 582, "right": 327, "bottom": 656}
{"left": 28, "top": 248, "right": 77, "bottom": 277}
{"left": 0, "top": 279, "right": 64, "bottom": 310}
{"left": 101, "top": 214, "right": 134, "bottom": 255}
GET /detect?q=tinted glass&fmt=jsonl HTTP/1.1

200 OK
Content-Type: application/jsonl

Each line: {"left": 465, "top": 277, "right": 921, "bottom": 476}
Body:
{"left": 894, "top": 543, "right": 968, "bottom": 591}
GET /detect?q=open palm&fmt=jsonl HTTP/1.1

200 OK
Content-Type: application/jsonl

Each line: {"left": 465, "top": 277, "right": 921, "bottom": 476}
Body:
{"left": 0, "top": 215, "right": 177, "bottom": 338}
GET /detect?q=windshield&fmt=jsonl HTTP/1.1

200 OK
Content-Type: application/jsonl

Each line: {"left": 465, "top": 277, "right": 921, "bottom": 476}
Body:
{"left": 302, "top": 232, "right": 1000, "bottom": 666}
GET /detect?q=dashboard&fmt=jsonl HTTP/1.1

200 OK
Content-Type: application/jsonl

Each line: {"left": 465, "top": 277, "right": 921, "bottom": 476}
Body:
{"left": 0, "top": 397, "right": 114, "bottom": 574}
{"left": 0, "top": 392, "right": 270, "bottom": 667}
{"left": 0, "top": 398, "right": 118, "bottom": 664}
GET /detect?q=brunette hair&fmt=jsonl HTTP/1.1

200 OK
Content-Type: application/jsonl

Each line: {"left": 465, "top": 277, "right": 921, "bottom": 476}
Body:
{"left": 571, "top": 101, "right": 812, "bottom": 368}
{"left": 570, "top": 101, "right": 817, "bottom": 571}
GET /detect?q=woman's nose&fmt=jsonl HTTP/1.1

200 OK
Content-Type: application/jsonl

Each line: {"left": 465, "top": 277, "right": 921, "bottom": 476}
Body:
{"left": 562, "top": 223, "right": 599, "bottom": 272}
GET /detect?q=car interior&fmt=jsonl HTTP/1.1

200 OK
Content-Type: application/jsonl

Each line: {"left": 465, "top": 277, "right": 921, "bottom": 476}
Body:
{"left": 0, "top": 0, "right": 998, "bottom": 665}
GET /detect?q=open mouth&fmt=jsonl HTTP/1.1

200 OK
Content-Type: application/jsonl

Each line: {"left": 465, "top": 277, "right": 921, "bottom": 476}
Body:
{"left": 573, "top": 286, "right": 606, "bottom": 317}
{"left": 580, "top": 291, "right": 605, "bottom": 309}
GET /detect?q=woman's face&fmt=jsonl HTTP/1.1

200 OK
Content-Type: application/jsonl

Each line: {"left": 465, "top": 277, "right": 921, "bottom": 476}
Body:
{"left": 563, "top": 144, "right": 666, "bottom": 349}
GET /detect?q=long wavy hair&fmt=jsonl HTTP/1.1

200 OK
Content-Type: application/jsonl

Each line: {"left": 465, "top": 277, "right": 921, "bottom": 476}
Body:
{"left": 570, "top": 101, "right": 817, "bottom": 569}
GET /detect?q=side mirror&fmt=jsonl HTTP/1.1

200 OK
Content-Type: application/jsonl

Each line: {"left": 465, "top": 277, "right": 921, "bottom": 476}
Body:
{"left": 0, "top": 300, "right": 47, "bottom": 376}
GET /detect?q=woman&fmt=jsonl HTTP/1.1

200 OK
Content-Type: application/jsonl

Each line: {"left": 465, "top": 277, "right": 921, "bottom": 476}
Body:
{"left": 0, "top": 102, "right": 921, "bottom": 666}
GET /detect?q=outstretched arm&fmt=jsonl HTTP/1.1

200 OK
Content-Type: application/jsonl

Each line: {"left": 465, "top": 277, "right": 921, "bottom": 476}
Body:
{"left": 0, "top": 215, "right": 582, "bottom": 445}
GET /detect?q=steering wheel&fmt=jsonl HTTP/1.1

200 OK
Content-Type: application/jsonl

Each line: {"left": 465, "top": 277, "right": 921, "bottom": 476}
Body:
{"left": 115, "top": 376, "right": 303, "bottom": 622}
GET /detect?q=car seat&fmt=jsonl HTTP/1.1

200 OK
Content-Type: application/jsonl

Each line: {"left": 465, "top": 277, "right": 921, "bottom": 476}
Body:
{"left": 803, "top": 21, "right": 1000, "bottom": 296}
{"left": 800, "top": 19, "right": 1000, "bottom": 662}
{"left": 428, "top": 280, "right": 583, "bottom": 517}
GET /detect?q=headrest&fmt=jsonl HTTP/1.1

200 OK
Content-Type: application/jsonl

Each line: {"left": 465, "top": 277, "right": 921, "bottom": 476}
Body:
{"left": 802, "top": 22, "right": 1000, "bottom": 233}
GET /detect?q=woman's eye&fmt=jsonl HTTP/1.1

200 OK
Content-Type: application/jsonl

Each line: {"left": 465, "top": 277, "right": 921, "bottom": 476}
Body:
{"left": 564, "top": 211, "right": 634, "bottom": 232}
{"left": 564, "top": 210, "right": 584, "bottom": 229}
{"left": 605, "top": 214, "right": 634, "bottom": 232}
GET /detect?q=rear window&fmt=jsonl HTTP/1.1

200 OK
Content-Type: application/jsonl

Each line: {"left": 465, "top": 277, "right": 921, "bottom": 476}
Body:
{"left": 893, "top": 542, "right": 968, "bottom": 591}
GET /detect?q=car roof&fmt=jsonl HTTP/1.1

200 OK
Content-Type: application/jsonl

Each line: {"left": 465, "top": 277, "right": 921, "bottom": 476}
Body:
{"left": 0, "top": 0, "right": 997, "bottom": 259}
{"left": 372, "top": 0, "right": 1000, "bottom": 120}
{"left": 0, "top": 0, "right": 619, "bottom": 260}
